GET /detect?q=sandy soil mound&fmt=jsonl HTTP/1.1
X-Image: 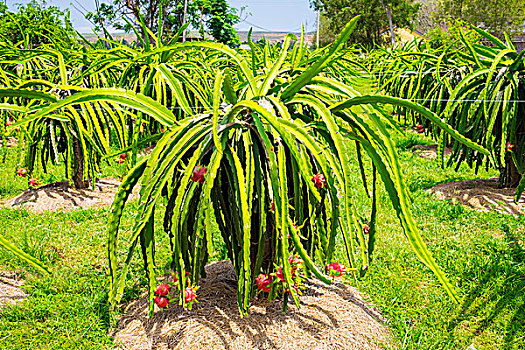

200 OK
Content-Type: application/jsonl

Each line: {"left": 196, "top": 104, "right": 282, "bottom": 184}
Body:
{"left": 1, "top": 178, "right": 139, "bottom": 213}
{"left": 113, "top": 261, "right": 393, "bottom": 350}
{"left": 0, "top": 271, "right": 26, "bottom": 308}
{"left": 411, "top": 144, "right": 453, "bottom": 160}
{"left": 430, "top": 177, "right": 524, "bottom": 216}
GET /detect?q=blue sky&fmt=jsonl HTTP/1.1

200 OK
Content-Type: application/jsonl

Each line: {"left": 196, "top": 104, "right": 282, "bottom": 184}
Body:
{"left": 5, "top": 0, "right": 317, "bottom": 33}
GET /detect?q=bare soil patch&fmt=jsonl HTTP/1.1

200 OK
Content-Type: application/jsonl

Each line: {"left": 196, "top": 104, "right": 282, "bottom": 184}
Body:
{"left": 430, "top": 177, "right": 524, "bottom": 216}
{"left": 411, "top": 144, "right": 453, "bottom": 160}
{"left": 0, "top": 271, "right": 26, "bottom": 308}
{"left": 0, "top": 178, "right": 139, "bottom": 213}
{"left": 0, "top": 137, "right": 18, "bottom": 148}
{"left": 139, "top": 145, "right": 156, "bottom": 157}
{"left": 114, "top": 261, "right": 393, "bottom": 350}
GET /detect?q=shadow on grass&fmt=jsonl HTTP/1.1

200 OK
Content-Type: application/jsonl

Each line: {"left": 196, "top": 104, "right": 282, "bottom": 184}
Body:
{"left": 447, "top": 227, "right": 525, "bottom": 348}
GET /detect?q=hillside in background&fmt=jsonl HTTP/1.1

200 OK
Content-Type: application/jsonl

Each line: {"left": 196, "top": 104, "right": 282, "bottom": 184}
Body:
{"left": 81, "top": 31, "right": 315, "bottom": 45}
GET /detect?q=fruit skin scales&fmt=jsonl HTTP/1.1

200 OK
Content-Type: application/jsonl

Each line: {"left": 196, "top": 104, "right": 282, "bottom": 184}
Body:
{"left": 154, "top": 284, "right": 171, "bottom": 297}
{"left": 311, "top": 173, "right": 326, "bottom": 188}
{"left": 154, "top": 296, "right": 169, "bottom": 308}
{"left": 275, "top": 266, "right": 285, "bottom": 282}
{"left": 327, "top": 262, "right": 347, "bottom": 277}
{"left": 28, "top": 178, "right": 39, "bottom": 187}
{"left": 184, "top": 287, "right": 197, "bottom": 303}
{"left": 255, "top": 274, "right": 272, "bottom": 293}
{"left": 191, "top": 166, "right": 207, "bottom": 184}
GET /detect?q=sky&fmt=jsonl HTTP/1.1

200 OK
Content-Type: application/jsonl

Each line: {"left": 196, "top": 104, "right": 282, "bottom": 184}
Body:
{"left": 4, "top": 0, "right": 317, "bottom": 33}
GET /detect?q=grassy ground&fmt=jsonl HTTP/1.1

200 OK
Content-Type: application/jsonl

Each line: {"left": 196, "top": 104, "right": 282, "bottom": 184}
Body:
{"left": 0, "top": 130, "right": 523, "bottom": 349}
{"left": 333, "top": 132, "right": 524, "bottom": 350}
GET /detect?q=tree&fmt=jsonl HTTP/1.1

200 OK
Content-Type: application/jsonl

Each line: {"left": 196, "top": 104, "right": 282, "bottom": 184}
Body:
{"left": 86, "top": 0, "right": 187, "bottom": 40}
{"left": 315, "top": 14, "right": 337, "bottom": 46}
{"left": 86, "top": 0, "right": 241, "bottom": 45}
{"left": 0, "top": 0, "right": 76, "bottom": 47}
{"left": 414, "top": 0, "right": 438, "bottom": 32}
{"left": 380, "top": 0, "right": 396, "bottom": 46}
{"left": 434, "top": 0, "right": 525, "bottom": 37}
{"left": 313, "top": 0, "right": 420, "bottom": 46}
{"left": 197, "top": 0, "right": 240, "bottom": 45}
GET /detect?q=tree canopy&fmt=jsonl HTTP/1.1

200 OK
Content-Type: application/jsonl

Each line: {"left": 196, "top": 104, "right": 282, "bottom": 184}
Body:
{"left": 435, "top": 0, "right": 525, "bottom": 37}
{"left": 86, "top": 0, "right": 241, "bottom": 45}
{"left": 0, "top": 0, "right": 76, "bottom": 47}
{"left": 314, "top": 0, "right": 420, "bottom": 46}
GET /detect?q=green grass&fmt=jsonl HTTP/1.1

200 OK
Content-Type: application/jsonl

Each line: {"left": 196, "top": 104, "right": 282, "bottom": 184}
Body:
{"left": 0, "top": 130, "right": 523, "bottom": 349}
{"left": 0, "top": 147, "right": 147, "bottom": 349}
{"left": 0, "top": 145, "right": 128, "bottom": 201}
{"left": 331, "top": 131, "right": 524, "bottom": 350}
{"left": 0, "top": 208, "right": 116, "bottom": 349}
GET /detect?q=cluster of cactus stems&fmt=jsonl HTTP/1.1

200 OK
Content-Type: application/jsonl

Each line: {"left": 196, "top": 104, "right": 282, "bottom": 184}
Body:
{"left": 1, "top": 15, "right": 494, "bottom": 315}
{"left": 371, "top": 25, "right": 525, "bottom": 197}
